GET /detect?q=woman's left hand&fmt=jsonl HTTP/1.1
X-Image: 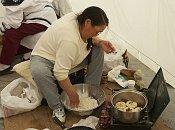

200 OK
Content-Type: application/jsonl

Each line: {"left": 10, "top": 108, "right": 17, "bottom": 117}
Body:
{"left": 99, "top": 40, "right": 116, "bottom": 54}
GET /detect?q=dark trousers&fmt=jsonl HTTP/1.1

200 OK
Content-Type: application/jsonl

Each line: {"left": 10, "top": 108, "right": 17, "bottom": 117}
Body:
{"left": 0, "top": 23, "right": 47, "bottom": 65}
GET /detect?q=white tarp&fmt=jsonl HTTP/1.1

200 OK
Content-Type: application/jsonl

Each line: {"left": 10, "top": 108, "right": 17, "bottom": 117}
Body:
{"left": 0, "top": 0, "right": 175, "bottom": 88}
{"left": 69, "top": 0, "right": 175, "bottom": 88}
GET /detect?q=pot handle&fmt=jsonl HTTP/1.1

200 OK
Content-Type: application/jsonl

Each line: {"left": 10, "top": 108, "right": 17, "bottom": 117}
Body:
{"left": 53, "top": 116, "right": 67, "bottom": 130}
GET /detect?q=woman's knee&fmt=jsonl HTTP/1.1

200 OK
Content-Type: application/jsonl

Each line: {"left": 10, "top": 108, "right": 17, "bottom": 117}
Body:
{"left": 30, "top": 61, "right": 54, "bottom": 83}
{"left": 30, "top": 65, "right": 44, "bottom": 80}
{"left": 91, "top": 46, "right": 104, "bottom": 61}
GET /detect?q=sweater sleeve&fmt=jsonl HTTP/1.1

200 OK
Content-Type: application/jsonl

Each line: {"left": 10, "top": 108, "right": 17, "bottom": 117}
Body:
{"left": 53, "top": 40, "right": 78, "bottom": 81}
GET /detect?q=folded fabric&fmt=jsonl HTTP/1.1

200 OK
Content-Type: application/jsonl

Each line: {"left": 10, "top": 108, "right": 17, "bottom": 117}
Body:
{"left": 12, "top": 60, "right": 37, "bottom": 88}
{"left": 72, "top": 116, "right": 99, "bottom": 130}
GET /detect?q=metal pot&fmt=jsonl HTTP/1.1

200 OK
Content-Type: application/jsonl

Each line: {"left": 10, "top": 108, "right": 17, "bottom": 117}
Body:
{"left": 111, "top": 89, "right": 148, "bottom": 123}
{"left": 60, "top": 83, "right": 105, "bottom": 116}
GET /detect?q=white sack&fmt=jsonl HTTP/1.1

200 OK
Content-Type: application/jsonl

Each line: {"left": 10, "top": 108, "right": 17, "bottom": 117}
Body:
{"left": 0, "top": 78, "right": 42, "bottom": 117}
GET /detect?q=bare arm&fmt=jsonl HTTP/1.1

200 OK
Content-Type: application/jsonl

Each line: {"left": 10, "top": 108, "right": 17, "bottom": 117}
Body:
{"left": 92, "top": 37, "right": 116, "bottom": 53}
{"left": 59, "top": 77, "right": 79, "bottom": 108}
{"left": 92, "top": 37, "right": 102, "bottom": 46}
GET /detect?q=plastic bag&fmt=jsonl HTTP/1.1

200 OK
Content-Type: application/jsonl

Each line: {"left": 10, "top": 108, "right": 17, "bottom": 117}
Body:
{"left": 108, "top": 65, "right": 135, "bottom": 88}
{"left": 108, "top": 66, "right": 144, "bottom": 89}
{"left": 103, "top": 41, "right": 126, "bottom": 72}
{"left": 72, "top": 116, "right": 99, "bottom": 130}
{"left": 108, "top": 65, "right": 129, "bottom": 88}
{"left": 0, "top": 78, "right": 42, "bottom": 117}
{"left": 104, "top": 52, "right": 123, "bottom": 71}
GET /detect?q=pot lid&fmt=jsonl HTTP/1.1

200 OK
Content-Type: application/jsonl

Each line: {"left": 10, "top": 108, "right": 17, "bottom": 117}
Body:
{"left": 146, "top": 68, "right": 170, "bottom": 124}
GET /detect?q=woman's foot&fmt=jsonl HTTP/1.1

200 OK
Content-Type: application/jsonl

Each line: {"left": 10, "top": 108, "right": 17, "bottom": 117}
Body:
{"left": 0, "top": 63, "right": 12, "bottom": 76}
{"left": 52, "top": 106, "right": 66, "bottom": 123}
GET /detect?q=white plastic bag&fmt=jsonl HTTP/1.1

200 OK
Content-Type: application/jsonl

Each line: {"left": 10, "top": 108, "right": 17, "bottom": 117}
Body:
{"left": 108, "top": 65, "right": 130, "bottom": 88}
{"left": 72, "top": 116, "right": 99, "bottom": 130}
{"left": 104, "top": 52, "right": 124, "bottom": 71}
{"left": 0, "top": 78, "right": 42, "bottom": 117}
{"left": 103, "top": 39, "right": 126, "bottom": 71}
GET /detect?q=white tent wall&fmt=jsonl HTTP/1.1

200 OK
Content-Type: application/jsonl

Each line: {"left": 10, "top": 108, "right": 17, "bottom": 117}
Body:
{"left": 70, "top": 0, "right": 175, "bottom": 88}
{"left": 0, "top": 0, "right": 175, "bottom": 88}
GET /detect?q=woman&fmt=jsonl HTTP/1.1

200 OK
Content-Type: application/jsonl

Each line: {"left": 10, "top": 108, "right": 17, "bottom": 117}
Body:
{"left": 30, "top": 6, "right": 115, "bottom": 122}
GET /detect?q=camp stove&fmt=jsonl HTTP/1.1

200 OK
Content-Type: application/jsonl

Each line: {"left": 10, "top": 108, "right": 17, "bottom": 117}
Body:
{"left": 109, "top": 68, "right": 170, "bottom": 130}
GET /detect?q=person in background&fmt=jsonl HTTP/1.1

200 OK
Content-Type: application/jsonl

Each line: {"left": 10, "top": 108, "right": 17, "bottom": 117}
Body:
{"left": 0, "top": 0, "right": 72, "bottom": 75}
{"left": 19, "top": 0, "right": 72, "bottom": 60}
{"left": 52, "top": 0, "right": 72, "bottom": 18}
{"left": 30, "top": 6, "right": 116, "bottom": 123}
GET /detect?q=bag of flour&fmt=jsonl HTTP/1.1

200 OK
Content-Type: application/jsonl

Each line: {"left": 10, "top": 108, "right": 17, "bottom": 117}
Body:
{"left": 0, "top": 78, "right": 42, "bottom": 117}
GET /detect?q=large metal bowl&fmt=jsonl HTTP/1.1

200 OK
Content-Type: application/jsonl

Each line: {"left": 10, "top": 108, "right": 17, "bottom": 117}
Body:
{"left": 111, "top": 89, "right": 148, "bottom": 123}
{"left": 60, "top": 83, "right": 105, "bottom": 116}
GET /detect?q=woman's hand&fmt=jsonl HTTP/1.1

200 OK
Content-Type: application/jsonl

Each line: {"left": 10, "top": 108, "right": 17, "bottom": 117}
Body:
{"left": 99, "top": 40, "right": 116, "bottom": 54}
{"left": 67, "top": 86, "right": 80, "bottom": 108}
{"left": 58, "top": 78, "right": 80, "bottom": 108}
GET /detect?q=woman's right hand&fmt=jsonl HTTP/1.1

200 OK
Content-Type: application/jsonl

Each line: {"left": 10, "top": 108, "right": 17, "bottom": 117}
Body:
{"left": 58, "top": 78, "right": 80, "bottom": 108}
{"left": 67, "top": 87, "right": 80, "bottom": 108}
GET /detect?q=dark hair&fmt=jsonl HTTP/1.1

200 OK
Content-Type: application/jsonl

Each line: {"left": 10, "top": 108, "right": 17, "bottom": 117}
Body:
{"left": 77, "top": 6, "right": 109, "bottom": 26}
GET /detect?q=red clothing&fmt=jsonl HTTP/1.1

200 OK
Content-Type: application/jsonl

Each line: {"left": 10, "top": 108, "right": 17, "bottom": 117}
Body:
{"left": 0, "top": 23, "right": 47, "bottom": 65}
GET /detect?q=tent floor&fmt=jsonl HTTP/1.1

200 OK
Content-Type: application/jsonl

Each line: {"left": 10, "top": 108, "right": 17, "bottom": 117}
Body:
{"left": 0, "top": 45, "right": 174, "bottom": 130}
{"left": 2, "top": 84, "right": 172, "bottom": 130}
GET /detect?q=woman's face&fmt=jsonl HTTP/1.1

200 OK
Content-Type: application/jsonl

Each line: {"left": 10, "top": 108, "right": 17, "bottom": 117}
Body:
{"left": 91, "top": 25, "right": 107, "bottom": 37}
{"left": 83, "top": 19, "right": 107, "bottom": 38}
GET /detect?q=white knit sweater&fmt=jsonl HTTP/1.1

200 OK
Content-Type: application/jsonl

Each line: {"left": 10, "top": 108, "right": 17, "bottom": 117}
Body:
{"left": 32, "top": 12, "right": 90, "bottom": 81}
